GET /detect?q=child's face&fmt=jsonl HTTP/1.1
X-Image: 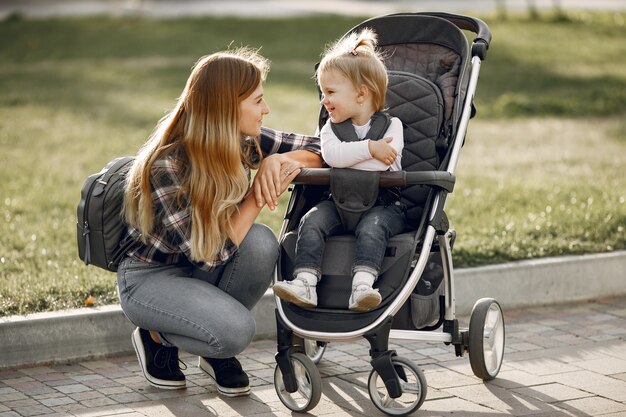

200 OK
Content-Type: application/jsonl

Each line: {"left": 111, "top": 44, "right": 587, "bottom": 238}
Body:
{"left": 319, "top": 69, "right": 362, "bottom": 124}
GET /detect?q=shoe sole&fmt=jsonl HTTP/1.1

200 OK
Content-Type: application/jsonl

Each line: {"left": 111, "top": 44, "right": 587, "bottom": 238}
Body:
{"left": 272, "top": 285, "right": 316, "bottom": 309}
{"left": 198, "top": 357, "right": 251, "bottom": 397}
{"left": 131, "top": 328, "right": 186, "bottom": 390}
{"left": 349, "top": 293, "right": 382, "bottom": 312}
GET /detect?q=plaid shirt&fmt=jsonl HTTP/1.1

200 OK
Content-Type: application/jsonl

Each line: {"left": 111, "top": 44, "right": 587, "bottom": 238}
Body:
{"left": 127, "top": 127, "right": 320, "bottom": 270}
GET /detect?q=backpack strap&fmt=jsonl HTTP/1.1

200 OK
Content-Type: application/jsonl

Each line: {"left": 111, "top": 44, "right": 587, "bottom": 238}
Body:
{"left": 330, "top": 111, "right": 392, "bottom": 142}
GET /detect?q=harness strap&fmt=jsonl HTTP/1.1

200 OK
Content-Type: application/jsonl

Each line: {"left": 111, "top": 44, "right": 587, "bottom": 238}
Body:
{"left": 330, "top": 111, "right": 392, "bottom": 142}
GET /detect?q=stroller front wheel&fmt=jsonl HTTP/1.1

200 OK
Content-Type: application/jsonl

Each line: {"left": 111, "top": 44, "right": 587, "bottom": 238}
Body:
{"left": 367, "top": 356, "right": 427, "bottom": 416}
{"left": 274, "top": 352, "right": 322, "bottom": 412}
{"left": 468, "top": 297, "right": 506, "bottom": 380}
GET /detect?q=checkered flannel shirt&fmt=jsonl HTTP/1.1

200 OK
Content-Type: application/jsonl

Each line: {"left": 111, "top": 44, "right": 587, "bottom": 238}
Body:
{"left": 126, "top": 127, "right": 320, "bottom": 270}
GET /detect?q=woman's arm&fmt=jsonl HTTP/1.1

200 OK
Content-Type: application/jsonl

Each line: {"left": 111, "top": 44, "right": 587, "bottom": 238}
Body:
{"left": 229, "top": 169, "right": 300, "bottom": 244}
{"left": 258, "top": 126, "right": 321, "bottom": 155}
{"left": 253, "top": 128, "right": 323, "bottom": 210}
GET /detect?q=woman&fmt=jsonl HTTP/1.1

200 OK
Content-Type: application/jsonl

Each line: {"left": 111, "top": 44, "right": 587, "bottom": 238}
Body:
{"left": 117, "top": 48, "right": 321, "bottom": 397}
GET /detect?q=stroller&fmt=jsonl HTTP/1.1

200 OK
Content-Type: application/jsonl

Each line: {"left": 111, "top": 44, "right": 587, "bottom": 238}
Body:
{"left": 272, "top": 12, "right": 504, "bottom": 416}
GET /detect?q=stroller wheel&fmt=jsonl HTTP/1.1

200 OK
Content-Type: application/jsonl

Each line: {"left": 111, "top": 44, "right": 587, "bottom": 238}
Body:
{"left": 367, "top": 356, "right": 427, "bottom": 416}
{"left": 304, "top": 339, "right": 327, "bottom": 364}
{"left": 274, "top": 352, "right": 322, "bottom": 412}
{"left": 468, "top": 297, "right": 505, "bottom": 380}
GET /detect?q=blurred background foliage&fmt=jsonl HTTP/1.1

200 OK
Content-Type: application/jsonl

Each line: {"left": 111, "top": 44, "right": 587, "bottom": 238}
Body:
{"left": 0, "top": 10, "right": 624, "bottom": 315}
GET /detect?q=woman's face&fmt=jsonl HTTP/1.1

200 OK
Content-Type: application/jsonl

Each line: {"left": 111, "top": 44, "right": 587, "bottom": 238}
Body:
{"left": 239, "top": 82, "right": 270, "bottom": 137}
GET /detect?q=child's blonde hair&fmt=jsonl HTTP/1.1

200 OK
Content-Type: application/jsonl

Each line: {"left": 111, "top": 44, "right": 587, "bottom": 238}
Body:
{"left": 316, "top": 28, "right": 387, "bottom": 111}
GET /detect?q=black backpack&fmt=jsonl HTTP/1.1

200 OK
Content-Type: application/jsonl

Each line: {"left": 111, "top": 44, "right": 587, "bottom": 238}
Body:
{"left": 76, "top": 156, "right": 137, "bottom": 272}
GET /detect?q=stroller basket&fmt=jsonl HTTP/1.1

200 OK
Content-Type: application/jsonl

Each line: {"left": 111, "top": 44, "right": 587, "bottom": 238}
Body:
{"left": 272, "top": 12, "right": 504, "bottom": 416}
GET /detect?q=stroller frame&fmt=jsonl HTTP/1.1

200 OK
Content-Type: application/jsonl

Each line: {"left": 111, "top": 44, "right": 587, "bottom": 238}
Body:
{"left": 272, "top": 12, "right": 504, "bottom": 416}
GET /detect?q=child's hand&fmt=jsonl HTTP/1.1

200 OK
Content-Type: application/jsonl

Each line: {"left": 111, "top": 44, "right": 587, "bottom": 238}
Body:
{"left": 368, "top": 137, "right": 397, "bottom": 166}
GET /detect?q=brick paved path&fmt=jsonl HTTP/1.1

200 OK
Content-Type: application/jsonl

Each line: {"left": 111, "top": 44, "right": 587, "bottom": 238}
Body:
{"left": 1, "top": 297, "right": 626, "bottom": 416}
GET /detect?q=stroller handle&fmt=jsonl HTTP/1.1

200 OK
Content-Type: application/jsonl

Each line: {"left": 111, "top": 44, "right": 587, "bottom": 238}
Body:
{"left": 414, "top": 12, "right": 492, "bottom": 60}
{"left": 292, "top": 168, "right": 455, "bottom": 193}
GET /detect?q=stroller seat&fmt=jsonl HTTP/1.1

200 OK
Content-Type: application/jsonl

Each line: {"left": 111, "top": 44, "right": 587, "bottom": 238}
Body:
{"left": 280, "top": 230, "right": 416, "bottom": 311}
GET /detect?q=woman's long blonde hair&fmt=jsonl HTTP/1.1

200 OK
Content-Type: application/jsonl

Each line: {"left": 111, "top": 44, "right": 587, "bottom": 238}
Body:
{"left": 124, "top": 48, "right": 269, "bottom": 263}
{"left": 317, "top": 28, "right": 387, "bottom": 112}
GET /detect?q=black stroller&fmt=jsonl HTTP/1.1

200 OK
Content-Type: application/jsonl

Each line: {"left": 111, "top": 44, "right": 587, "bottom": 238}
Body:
{"left": 272, "top": 12, "right": 504, "bottom": 416}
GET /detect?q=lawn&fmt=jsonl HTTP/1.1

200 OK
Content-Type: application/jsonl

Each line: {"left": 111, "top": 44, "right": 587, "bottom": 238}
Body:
{"left": 0, "top": 11, "right": 624, "bottom": 315}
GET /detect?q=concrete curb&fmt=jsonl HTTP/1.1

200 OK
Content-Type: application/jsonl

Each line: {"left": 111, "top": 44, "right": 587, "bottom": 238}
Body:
{"left": 1, "top": 251, "right": 625, "bottom": 370}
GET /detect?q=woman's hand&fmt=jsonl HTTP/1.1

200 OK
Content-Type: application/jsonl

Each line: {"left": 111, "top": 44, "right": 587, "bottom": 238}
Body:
{"left": 252, "top": 154, "right": 303, "bottom": 211}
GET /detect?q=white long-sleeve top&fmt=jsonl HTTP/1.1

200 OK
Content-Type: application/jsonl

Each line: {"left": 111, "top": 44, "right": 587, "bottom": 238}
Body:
{"left": 320, "top": 116, "right": 404, "bottom": 172}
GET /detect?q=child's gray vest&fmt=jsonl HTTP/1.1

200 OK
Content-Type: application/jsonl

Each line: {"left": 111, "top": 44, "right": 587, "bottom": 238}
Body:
{"left": 329, "top": 112, "right": 400, "bottom": 232}
{"left": 330, "top": 111, "right": 392, "bottom": 145}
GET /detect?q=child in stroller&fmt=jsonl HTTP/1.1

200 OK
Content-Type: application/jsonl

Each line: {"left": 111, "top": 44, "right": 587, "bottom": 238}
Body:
{"left": 272, "top": 28, "right": 406, "bottom": 312}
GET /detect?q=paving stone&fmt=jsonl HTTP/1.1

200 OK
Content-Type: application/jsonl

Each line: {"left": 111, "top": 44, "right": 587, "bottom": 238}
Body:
{"left": 575, "top": 357, "right": 626, "bottom": 375}
{"left": 38, "top": 396, "right": 77, "bottom": 407}
{"left": 506, "top": 358, "right": 582, "bottom": 376}
{"left": 68, "top": 390, "right": 105, "bottom": 401}
{"left": 79, "top": 396, "right": 119, "bottom": 408}
{"left": 1, "top": 297, "right": 626, "bottom": 416}
{"left": 53, "top": 383, "right": 91, "bottom": 394}
{"left": 128, "top": 399, "right": 208, "bottom": 417}
{"left": 551, "top": 370, "right": 626, "bottom": 401}
{"left": 600, "top": 412, "right": 626, "bottom": 417}
{"left": 0, "top": 392, "right": 29, "bottom": 403}
{"left": 556, "top": 396, "right": 626, "bottom": 416}
{"left": 97, "top": 386, "right": 134, "bottom": 396}
{"left": 31, "top": 392, "right": 65, "bottom": 401}
{"left": 109, "top": 392, "right": 149, "bottom": 404}
{"left": 422, "top": 366, "right": 481, "bottom": 389}
{"left": 68, "top": 404, "right": 134, "bottom": 416}
{"left": 10, "top": 404, "right": 53, "bottom": 417}
{"left": 612, "top": 372, "right": 626, "bottom": 382}
{"left": 48, "top": 403, "right": 89, "bottom": 414}
{"left": 447, "top": 383, "right": 574, "bottom": 415}
{"left": 512, "top": 383, "right": 593, "bottom": 402}
{"left": 0, "top": 388, "right": 17, "bottom": 395}
{"left": 420, "top": 396, "right": 502, "bottom": 414}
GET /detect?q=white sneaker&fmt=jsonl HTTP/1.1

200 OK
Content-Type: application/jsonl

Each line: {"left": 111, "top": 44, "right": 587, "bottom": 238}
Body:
{"left": 273, "top": 278, "right": 317, "bottom": 308}
{"left": 349, "top": 285, "right": 381, "bottom": 312}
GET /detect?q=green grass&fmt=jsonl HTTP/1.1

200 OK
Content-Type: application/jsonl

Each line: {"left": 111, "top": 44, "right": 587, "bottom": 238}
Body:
{"left": 0, "top": 12, "right": 624, "bottom": 315}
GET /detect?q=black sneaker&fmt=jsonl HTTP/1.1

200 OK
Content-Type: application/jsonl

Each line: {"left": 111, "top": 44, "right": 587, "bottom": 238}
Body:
{"left": 131, "top": 327, "right": 186, "bottom": 390}
{"left": 198, "top": 356, "right": 251, "bottom": 397}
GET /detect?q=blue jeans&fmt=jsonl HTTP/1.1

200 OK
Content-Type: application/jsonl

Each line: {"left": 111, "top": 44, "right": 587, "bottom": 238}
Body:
{"left": 294, "top": 199, "right": 406, "bottom": 279}
{"left": 117, "top": 224, "right": 278, "bottom": 359}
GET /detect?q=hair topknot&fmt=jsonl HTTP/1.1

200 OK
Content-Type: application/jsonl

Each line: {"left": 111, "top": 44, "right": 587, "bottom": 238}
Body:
{"left": 323, "top": 27, "right": 379, "bottom": 59}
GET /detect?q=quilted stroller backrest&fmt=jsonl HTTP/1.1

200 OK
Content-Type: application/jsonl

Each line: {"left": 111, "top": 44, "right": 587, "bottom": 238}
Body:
{"left": 342, "top": 14, "right": 471, "bottom": 227}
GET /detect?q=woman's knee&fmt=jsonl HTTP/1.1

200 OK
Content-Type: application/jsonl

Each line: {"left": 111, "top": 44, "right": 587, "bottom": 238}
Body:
{"left": 240, "top": 223, "right": 279, "bottom": 261}
{"left": 215, "top": 314, "right": 256, "bottom": 357}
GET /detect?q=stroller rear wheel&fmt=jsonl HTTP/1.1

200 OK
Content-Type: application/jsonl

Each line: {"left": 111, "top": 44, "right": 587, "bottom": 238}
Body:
{"left": 304, "top": 339, "right": 327, "bottom": 364}
{"left": 367, "top": 356, "right": 427, "bottom": 416}
{"left": 274, "top": 352, "right": 322, "bottom": 412}
{"left": 468, "top": 298, "right": 505, "bottom": 380}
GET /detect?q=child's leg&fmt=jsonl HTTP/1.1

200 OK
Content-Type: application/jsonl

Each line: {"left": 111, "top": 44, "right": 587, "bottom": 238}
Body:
{"left": 273, "top": 200, "right": 343, "bottom": 308}
{"left": 350, "top": 204, "right": 406, "bottom": 312}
